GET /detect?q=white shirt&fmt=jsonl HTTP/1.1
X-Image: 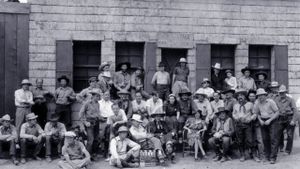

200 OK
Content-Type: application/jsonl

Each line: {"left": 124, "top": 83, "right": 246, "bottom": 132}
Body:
{"left": 196, "top": 87, "right": 215, "bottom": 98}
{"left": 98, "top": 99, "right": 114, "bottom": 118}
{"left": 146, "top": 98, "right": 163, "bottom": 116}
{"left": 14, "top": 89, "right": 34, "bottom": 107}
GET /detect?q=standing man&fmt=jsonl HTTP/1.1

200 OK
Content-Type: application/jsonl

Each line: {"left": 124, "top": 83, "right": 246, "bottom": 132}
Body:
{"left": 211, "top": 63, "right": 223, "bottom": 91}
{"left": 222, "top": 89, "right": 237, "bottom": 117}
{"left": 31, "top": 78, "right": 50, "bottom": 128}
{"left": 268, "top": 81, "right": 280, "bottom": 100}
{"left": 15, "top": 79, "right": 34, "bottom": 136}
{"left": 58, "top": 131, "right": 91, "bottom": 169}
{"left": 253, "top": 88, "right": 279, "bottom": 164}
{"left": 76, "top": 77, "right": 101, "bottom": 103}
{"left": 172, "top": 58, "right": 190, "bottom": 97}
{"left": 55, "top": 75, "right": 76, "bottom": 128}
{"left": 238, "top": 67, "right": 257, "bottom": 91}
{"left": 232, "top": 89, "right": 258, "bottom": 162}
{"left": 114, "top": 63, "right": 131, "bottom": 98}
{"left": 44, "top": 114, "right": 66, "bottom": 162}
{"left": 79, "top": 89, "right": 101, "bottom": 159}
{"left": 20, "top": 113, "right": 45, "bottom": 164}
{"left": 255, "top": 71, "right": 269, "bottom": 90}
{"left": 151, "top": 62, "right": 171, "bottom": 101}
{"left": 275, "top": 85, "right": 298, "bottom": 155}
{"left": 110, "top": 126, "right": 140, "bottom": 168}
{"left": 0, "top": 114, "right": 19, "bottom": 165}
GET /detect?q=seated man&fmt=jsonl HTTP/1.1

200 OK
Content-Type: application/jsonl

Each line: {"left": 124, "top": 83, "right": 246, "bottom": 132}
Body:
{"left": 44, "top": 114, "right": 67, "bottom": 162}
{"left": 107, "top": 102, "right": 128, "bottom": 139}
{"left": 129, "top": 114, "right": 166, "bottom": 166}
{"left": 149, "top": 109, "right": 176, "bottom": 163}
{"left": 20, "top": 113, "right": 45, "bottom": 164}
{"left": 0, "top": 114, "right": 19, "bottom": 165}
{"left": 209, "top": 107, "right": 234, "bottom": 163}
{"left": 110, "top": 126, "right": 140, "bottom": 168}
{"left": 58, "top": 131, "right": 91, "bottom": 169}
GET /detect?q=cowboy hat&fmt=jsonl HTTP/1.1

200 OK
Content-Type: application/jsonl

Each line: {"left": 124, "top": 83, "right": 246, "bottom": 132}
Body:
{"left": 88, "top": 77, "right": 98, "bottom": 83}
{"left": 255, "top": 71, "right": 268, "bottom": 79}
{"left": 89, "top": 88, "right": 102, "bottom": 96}
{"left": 201, "top": 78, "right": 211, "bottom": 84}
{"left": 278, "top": 85, "right": 288, "bottom": 93}
{"left": 118, "top": 126, "right": 129, "bottom": 133}
{"left": 117, "top": 62, "right": 131, "bottom": 70}
{"left": 241, "top": 67, "right": 251, "bottom": 74}
{"left": 57, "top": 75, "right": 70, "bottom": 83}
{"left": 234, "top": 89, "right": 248, "bottom": 98}
{"left": 21, "top": 79, "right": 32, "bottom": 86}
{"left": 195, "top": 88, "right": 207, "bottom": 97}
{"left": 64, "top": 131, "right": 76, "bottom": 138}
{"left": 179, "top": 88, "right": 192, "bottom": 97}
{"left": 26, "top": 113, "right": 38, "bottom": 120}
{"left": 117, "top": 90, "right": 130, "bottom": 95}
{"left": 99, "top": 62, "right": 110, "bottom": 71}
{"left": 0, "top": 114, "right": 13, "bottom": 121}
{"left": 222, "top": 89, "right": 235, "bottom": 95}
{"left": 49, "top": 113, "right": 60, "bottom": 122}
{"left": 269, "top": 81, "right": 279, "bottom": 88}
{"left": 215, "top": 107, "right": 229, "bottom": 115}
{"left": 179, "top": 58, "right": 187, "bottom": 63}
{"left": 256, "top": 88, "right": 268, "bottom": 96}
{"left": 131, "top": 114, "right": 143, "bottom": 123}
{"left": 212, "top": 63, "right": 221, "bottom": 70}
{"left": 102, "top": 71, "right": 112, "bottom": 78}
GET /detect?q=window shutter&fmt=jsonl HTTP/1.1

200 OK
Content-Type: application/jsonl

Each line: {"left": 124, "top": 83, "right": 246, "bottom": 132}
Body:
{"left": 274, "top": 45, "right": 288, "bottom": 88}
{"left": 196, "top": 44, "right": 211, "bottom": 89}
{"left": 56, "top": 40, "right": 73, "bottom": 88}
{"left": 144, "top": 42, "right": 157, "bottom": 93}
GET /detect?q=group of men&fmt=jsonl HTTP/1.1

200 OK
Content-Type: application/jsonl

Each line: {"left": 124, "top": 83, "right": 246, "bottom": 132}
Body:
{"left": 0, "top": 58, "right": 298, "bottom": 168}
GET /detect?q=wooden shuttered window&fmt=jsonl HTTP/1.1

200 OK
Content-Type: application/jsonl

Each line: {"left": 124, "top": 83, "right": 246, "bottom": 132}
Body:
{"left": 144, "top": 42, "right": 157, "bottom": 93}
{"left": 196, "top": 44, "right": 211, "bottom": 89}
{"left": 56, "top": 40, "right": 73, "bottom": 88}
{"left": 274, "top": 45, "right": 288, "bottom": 88}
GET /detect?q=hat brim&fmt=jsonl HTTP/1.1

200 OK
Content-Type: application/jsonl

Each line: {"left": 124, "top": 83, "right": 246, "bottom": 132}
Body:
{"left": 256, "top": 92, "right": 268, "bottom": 96}
{"left": 212, "top": 66, "right": 221, "bottom": 70}
{"left": 222, "top": 89, "right": 235, "bottom": 94}
{"left": 179, "top": 92, "right": 192, "bottom": 96}
{"left": 234, "top": 91, "right": 248, "bottom": 97}
{"left": 255, "top": 72, "right": 268, "bottom": 79}
{"left": 117, "top": 62, "right": 131, "bottom": 70}
{"left": 241, "top": 68, "right": 251, "bottom": 74}
{"left": 57, "top": 77, "right": 70, "bottom": 83}
{"left": 131, "top": 118, "right": 143, "bottom": 123}
{"left": 0, "top": 118, "right": 13, "bottom": 122}
{"left": 27, "top": 116, "right": 38, "bottom": 120}
{"left": 215, "top": 110, "right": 229, "bottom": 115}
{"left": 99, "top": 63, "right": 110, "bottom": 71}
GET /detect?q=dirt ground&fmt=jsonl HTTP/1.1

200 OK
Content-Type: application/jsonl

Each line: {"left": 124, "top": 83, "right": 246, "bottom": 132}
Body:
{"left": 1, "top": 139, "right": 300, "bottom": 169}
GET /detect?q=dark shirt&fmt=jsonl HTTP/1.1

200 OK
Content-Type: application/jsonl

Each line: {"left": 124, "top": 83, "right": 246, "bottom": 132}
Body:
{"left": 178, "top": 99, "right": 197, "bottom": 116}
{"left": 256, "top": 80, "right": 270, "bottom": 90}
{"left": 163, "top": 101, "right": 180, "bottom": 116}
{"left": 211, "top": 72, "right": 223, "bottom": 91}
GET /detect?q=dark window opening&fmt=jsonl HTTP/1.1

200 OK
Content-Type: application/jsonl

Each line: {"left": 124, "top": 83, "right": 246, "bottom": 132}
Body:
{"left": 249, "top": 45, "right": 272, "bottom": 80}
{"left": 211, "top": 44, "right": 235, "bottom": 75}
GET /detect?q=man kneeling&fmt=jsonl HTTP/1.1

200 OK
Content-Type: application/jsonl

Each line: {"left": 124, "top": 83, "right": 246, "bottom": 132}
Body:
{"left": 58, "top": 131, "right": 91, "bottom": 169}
{"left": 110, "top": 126, "right": 140, "bottom": 168}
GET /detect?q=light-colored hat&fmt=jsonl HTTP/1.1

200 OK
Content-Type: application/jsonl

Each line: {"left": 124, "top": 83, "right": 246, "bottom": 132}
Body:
{"left": 131, "top": 114, "right": 143, "bottom": 123}
{"left": 256, "top": 88, "right": 268, "bottom": 96}
{"left": 26, "top": 113, "right": 38, "bottom": 120}
{"left": 195, "top": 88, "right": 207, "bottom": 97}
{"left": 102, "top": 71, "right": 112, "bottom": 78}
{"left": 235, "top": 89, "right": 248, "bottom": 98}
{"left": 278, "top": 85, "right": 287, "bottom": 93}
{"left": 118, "top": 126, "right": 129, "bottom": 133}
{"left": 21, "top": 79, "right": 32, "bottom": 86}
{"left": 212, "top": 63, "right": 221, "bottom": 70}
{"left": 64, "top": 131, "right": 76, "bottom": 137}
{"left": 99, "top": 62, "right": 110, "bottom": 71}
{"left": 89, "top": 88, "right": 102, "bottom": 96}
{"left": 1, "top": 114, "right": 12, "bottom": 121}
{"left": 168, "top": 94, "right": 176, "bottom": 98}
{"left": 269, "top": 81, "right": 279, "bottom": 88}
{"left": 201, "top": 78, "right": 210, "bottom": 84}
{"left": 179, "top": 58, "right": 187, "bottom": 63}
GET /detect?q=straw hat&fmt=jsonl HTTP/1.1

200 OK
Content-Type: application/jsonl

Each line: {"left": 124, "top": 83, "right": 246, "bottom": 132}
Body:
{"left": 278, "top": 85, "right": 288, "bottom": 93}
{"left": 269, "top": 81, "right": 279, "bottom": 88}
{"left": 212, "top": 63, "right": 221, "bottom": 70}
{"left": 179, "top": 58, "right": 187, "bottom": 63}
{"left": 64, "top": 131, "right": 76, "bottom": 138}
{"left": 256, "top": 88, "right": 268, "bottom": 96}
{"left": 118, "top": 126, "right": 129, "bottom": 133}
{"left": 195, "top": 88, "right": 207, "bottom": 97}
{"left": 26, "top": 113, "right": 38, "bottom": 120}
{"left": 21, "top": 79, "right": 32, "bottom": 86}
{"left": 102, "top": 71, "right": 112, "bottom": 78}
{"left": 131, "top": 114, "right": 143, "bottom": 123}
{"left": 99, "top": 62, "right": 110, "bottom": 71}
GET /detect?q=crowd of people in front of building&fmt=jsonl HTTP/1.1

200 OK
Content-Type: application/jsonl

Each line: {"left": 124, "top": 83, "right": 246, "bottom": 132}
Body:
{"left": 0, "top": 58, "right": 299, "bottom": 168}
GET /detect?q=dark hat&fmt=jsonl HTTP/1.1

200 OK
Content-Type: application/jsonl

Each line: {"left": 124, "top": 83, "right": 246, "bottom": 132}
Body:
{"left": 179, "top": 88, "right": 192, "bottom": 97}
{"left": 117, "top": 62, "right": 131, "bottom": 70}
{"left": 57, "top": 75, "right": 70, "bottom": 83}
{"left": 49, "top": 113, "right": 60, "bottom": 122}
{"left": 222, "top": 89, "right": 235, "bottom": 95}
{"left": 158, "top": 62, "right": 166, "bottom": 67}
{"left": 234, "top": 89, "right": 248, "bottom": 98}
{"left": 215, "top": 107, "right": 229, "bottom": 115}
{"left": 255, "top": 71, "right": 268, "bottom": 79}
{"left": 88, "top": 77, "right": 98, "bottom": 83}
{"left": 241, "top": 67, "right": 251, "bottom": 74}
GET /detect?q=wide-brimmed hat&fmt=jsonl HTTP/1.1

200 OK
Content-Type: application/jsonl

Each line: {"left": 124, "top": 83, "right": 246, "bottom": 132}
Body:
{"left": 64, "top": 131, "right": 76, "bottom": 138}
{"left": 102, "top": 71, "right": 112, "bottom": 78}
{"left": 158, "top": 62, "right": 166, "bottom": 68}
{"left": 201, "top": 78, "right": 210, "bottom": 84}
{"left": 256, "top": 88, "right": 268, "bottom": 96}
{"left": 88, "top": 77, "right": 98, "bottom": 83}
{"left": 57, "top": 75, "right": 70, "bottom": 83}
{"left": 255, "top": 71, "right": 268, "bottom": 79}
{"left": 222, "top": 89, "right": 235, "bottom": 95}
{"left": 49, "top": 113, "right": 60, "bottom": 122}
{"left": 21, "top": 79, "right": 32, "bottom": 86}
{"left": 195, "top": 88, "right": 207, "bottom": 97}
{"left": 241, "top": 67, "right": 251, "bottom": 74}
{"left": 118, "top": 126, "right": 129, "bottom": 133}
{"left": 117, "top": 90, "right": 130, "bottom": 95}
{"left": 26, "top": 113, "right": 38, "bottom": 120}
{"left": 225, "top": 69, "right": 233, "bottom": 74}
{"left": 0, "top": 114, "right": 13, "bottom": 121}
{"left": 212, "top": 63, "right": 221, "bottom": 70}
{"left": 215, "top": 107, "right": 229, "bottom": 115}
{"left": 90, "top": 88, "right": 102, "bottom": 96}
{"left": 131, "top": 114, "right": 143, "bottom": 123}
{"left": 234, "top": 89, "right": 248, "bottom": 98}
{"left": 179, "top": 58, "right": 187, "bottom": 63}
{"left": 178, "top": 88, "right": 192, "bottom": 97}
{"left": 99, "top": 62, "right": 110, "bottom": 71}
{"left": 117, "top": 62, "right": 131, "bottom": 70}
{"left": 269, "top": 81, "right": 279, "bottom": 88}
{"left": 168, "top": 94, "right": 176, "bottom": 98}
{"left": 278, "top": 85, "right": 288, "bottom": 93}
